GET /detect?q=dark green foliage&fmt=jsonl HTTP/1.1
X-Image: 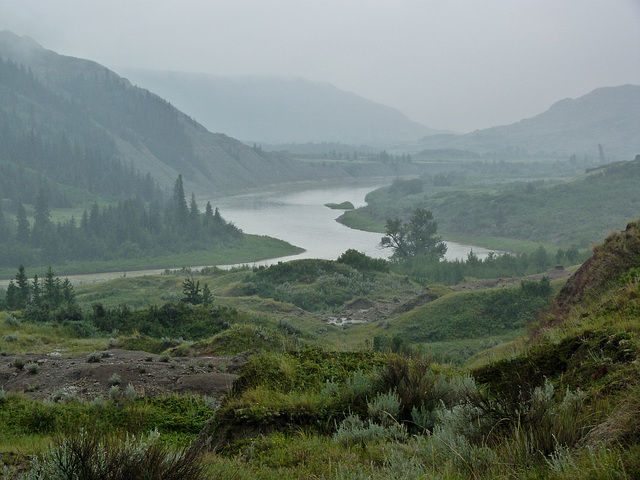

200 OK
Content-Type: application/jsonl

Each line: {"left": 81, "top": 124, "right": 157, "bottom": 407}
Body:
{"left": 231, "top": 348, "right": 388, "bottom": 396}
{"left": 244, "top": 259, "right": 371, "bottom": 311}
{"left": 0, "top": 177, "right": 242, "bottom": 267}
{"left": 392, "top": 247, "right": 590, "bottom": 285}
{"left": 91, "top": 302, "right": 239, "bottom": 341}
{"left": 3, "top": 266, "right": 77, "bottom": 320}
{"left": 336, "top": 249, "right": 389, "bottom": 272}
{"left": 181, "top": 275, "right": 213, "bottom": 305}
{"left": 381, "top": 208, "right": 447, "bottom": 261}
{"left": 472, "top": 330, "right": 637, "bottom": 398}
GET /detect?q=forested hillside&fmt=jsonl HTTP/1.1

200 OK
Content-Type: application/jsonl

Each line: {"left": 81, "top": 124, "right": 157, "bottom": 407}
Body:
{"left": 0, "top": 31, "right": 401, "bottom": 198}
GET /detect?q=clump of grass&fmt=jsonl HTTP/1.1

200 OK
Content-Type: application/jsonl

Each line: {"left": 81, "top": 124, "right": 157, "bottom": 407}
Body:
{"left": 108, "top": 373, "right": 122, "bottom": 386}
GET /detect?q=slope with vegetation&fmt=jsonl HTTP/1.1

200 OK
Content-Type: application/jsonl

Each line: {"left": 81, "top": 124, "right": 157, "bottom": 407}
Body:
{"left": 2, "top": 217, "right": 639, "bottom": 477}
{"left": 341, "top": 156, "right": 640, "bottom": 251}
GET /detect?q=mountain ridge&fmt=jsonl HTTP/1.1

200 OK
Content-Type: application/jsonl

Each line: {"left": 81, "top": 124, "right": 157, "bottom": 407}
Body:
{"left": 415, "top": 84, "right": 640, "bottom": 159}
{"left": 116, "top": 68, "right": 439, "bottom": 145}
{"left": 0, "top": 31, "right": 382, "bottom": 196}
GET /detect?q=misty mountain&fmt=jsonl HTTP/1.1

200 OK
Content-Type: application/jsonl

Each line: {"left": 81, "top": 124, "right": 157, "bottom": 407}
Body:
{"left": 415, "top": 85, "right": 640, "bottom": 160}
{"left": 0, "top": 31, "right": 376, "bottom": 197}
{"left": 117, "top": 69, "right": 437, "bottom": 145}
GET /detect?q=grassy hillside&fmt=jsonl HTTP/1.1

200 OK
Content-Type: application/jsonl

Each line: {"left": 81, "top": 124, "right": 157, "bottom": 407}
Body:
{"left": 342, "top": 156, "right": 640, "bottom": 250}
{"left": 2, "top": 225, "right": 640, "bottom": 477}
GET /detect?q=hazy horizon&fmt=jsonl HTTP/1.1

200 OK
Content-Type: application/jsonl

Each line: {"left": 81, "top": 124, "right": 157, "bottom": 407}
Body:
{"left": 1, "top": 0, "right": 639, "bottom": 133}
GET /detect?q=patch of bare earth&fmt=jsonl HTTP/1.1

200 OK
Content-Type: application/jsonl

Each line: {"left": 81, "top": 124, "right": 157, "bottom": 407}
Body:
{"left": 0, "top": 349, "right": 241, "bottom": 401}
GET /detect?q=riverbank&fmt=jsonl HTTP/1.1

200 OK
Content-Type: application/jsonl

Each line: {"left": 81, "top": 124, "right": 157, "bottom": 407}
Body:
{"left": 0, "top": 235, "right": 303, "bottom": 285}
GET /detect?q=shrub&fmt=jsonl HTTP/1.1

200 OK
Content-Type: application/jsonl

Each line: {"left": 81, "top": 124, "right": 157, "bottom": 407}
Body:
{"left": 13, "top": 357, "right": 25, "bottom": 370}
{"left": 26, "top": 362, "right": 40, "bottom": 374}
{"left": 333, "top": 414, "right": 407, "bottom": 446}
{"left": 125, "top": 383, "right": 137, "bottom": 402}
{"left": 87, "top": 351, "right": 102, "bottom": 363}
{"left": 3, "top": 333, "right": 18, "bottom": 342}
{"left": 4, "top": 314, "right": 20, "bottom": 326}
{"left": 367, "top": 390, "right": 402, "bottom": 427}
{"left": 109, "top": 373, "right": 122, "bottom": 386}
{"left": 22, "top": 429, "right": 206, "bottom": 480}
{"left": 109, "top": 385, "right": 120, "bottom": 400}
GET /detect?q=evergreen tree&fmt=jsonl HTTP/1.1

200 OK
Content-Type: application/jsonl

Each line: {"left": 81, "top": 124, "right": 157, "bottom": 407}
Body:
{"left": 172, "top": 174, "right": 189, "bottom": 226}
{"left": 43, "top": 266, "right": 62, "bottom": 307}
{"left": 5, "top": 281, "right": 19, "bottom": 310}
{"left": 61, "top": 278, "right": 76, "bottom": 307}
{"left": 31, "top": 274, "right": 42, "bottom": 306}
{"left": 16, "top": 203, "right": 30, "bottom": 244}
{"left": 181, "top": 275, "right": 201, "bottom": 304}
{"left": 14, "top": 264, "right": 30, "bottom": 309}
{"left": 0, "top": 202, "right": 7, "bottom": 242}
{"left": 189, "top": 193, "right": 200, "bottom": 229}
{"left": 201, "top": 283, "right": 213, "bottom": 306}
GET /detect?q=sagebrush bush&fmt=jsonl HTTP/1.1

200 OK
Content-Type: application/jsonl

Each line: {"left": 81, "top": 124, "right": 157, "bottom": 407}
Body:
{"left": 26, "top": 362, "right": 40, "bottom": 374}
{"left": 124, "top": 383, "right": 137, "bottom": 402}
{"left": 367, "top": 390, "right": 402, "bottom": 427}
{"left": 22, "top": 429, "right": 206, "bottom": 480}
{"left": 333, "top": 414, "right": 407, "bottom": 446}
{"left": 87, "top": 351, "right": 102, "bottom": 363}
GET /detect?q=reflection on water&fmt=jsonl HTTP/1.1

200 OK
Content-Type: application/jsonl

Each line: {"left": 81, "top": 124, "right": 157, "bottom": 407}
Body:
{"left": 203, "top": 180, "right": 496, "bottom": 267}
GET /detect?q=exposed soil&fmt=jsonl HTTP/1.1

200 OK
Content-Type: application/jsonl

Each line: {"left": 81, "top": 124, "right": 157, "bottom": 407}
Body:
{"left": 0, "top": 349, "right": 243, "bottom": 402}
{"left": 450, "top": 266, "right": 571, "bottom": 292}
{"left": 0, "top": 268, "right": 573, "bottom": 401}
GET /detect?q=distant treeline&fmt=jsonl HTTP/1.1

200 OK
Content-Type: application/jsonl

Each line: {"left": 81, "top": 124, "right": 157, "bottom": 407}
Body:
{"left": 0, "top": 175, "right": 242, "bottom": 266}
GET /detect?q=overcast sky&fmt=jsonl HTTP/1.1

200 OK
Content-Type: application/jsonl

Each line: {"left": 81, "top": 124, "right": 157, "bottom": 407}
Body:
{"left": 1, "top": 0, "right": 639, "bottom": 132}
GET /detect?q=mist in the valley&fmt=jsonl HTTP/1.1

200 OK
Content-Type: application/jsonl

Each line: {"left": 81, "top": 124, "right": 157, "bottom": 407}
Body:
{"left": 1, "top": 0, "right": 638, "bottom": 134}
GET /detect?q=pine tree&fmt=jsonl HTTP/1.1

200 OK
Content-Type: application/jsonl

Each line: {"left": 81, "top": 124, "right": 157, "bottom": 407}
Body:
{"left": 181, "top": 275, "right": 201, "bottom": 304}
{"left": 5, "top": 281, "right": 19, "bottom": 310}
{"left": 31, "top": 274, "right": 42, "bottom": 306}
{"left": 172, "top": 174, "right": 189, "bottom": 227}
{"left": 0, "top": 202, "right": 8, "bottom": 242}
{"left": 32, "top": 187, "right": 52, "bottom": 247}
{"left": 201, "top": 283, "right": 213, "bottom": 306}
{"left": 16, "top": 203, "right": 30, "bottom": 244}
{"left": 14, "top": 265, "right": 30, "bottom": 309}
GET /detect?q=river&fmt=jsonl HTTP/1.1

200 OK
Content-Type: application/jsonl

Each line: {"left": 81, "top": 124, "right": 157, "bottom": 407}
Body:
{"left": 205, "top": 179, "right": 495, "bottom": 266}
{"left": 0, "top": 180, "right": 495, "bottom": 287}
